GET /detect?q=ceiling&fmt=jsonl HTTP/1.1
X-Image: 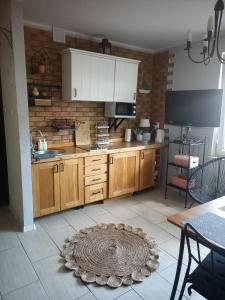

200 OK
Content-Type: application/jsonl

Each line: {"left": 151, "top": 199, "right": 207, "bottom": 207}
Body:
{"left": 22, "top": 0, "right": 223, "bottom": 52}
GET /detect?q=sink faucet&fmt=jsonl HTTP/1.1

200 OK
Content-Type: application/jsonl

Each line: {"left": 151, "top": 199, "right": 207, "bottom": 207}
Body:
{"left": 30, "top": 128, "right": 44, "bottom": 154}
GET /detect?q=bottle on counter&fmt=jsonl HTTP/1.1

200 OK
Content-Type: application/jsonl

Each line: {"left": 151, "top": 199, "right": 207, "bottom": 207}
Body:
{"left": 42, "top": 139, "right": 48, "bottom": 151}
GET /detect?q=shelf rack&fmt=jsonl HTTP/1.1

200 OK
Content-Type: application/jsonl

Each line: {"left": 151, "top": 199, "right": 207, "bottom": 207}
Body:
{"left": 165, "top": 137, "right": 206, "bottom": 208}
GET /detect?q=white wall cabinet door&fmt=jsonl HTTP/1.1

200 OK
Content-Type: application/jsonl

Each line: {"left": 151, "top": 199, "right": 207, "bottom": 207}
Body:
{"left": 114, "top": 60, "right": 139, "bottom": 103}
{"left": 72, "top": 53, "right": 115, "bottom": 102}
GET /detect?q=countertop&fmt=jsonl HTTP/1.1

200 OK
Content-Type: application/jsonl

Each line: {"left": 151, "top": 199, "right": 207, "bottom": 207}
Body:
{"left": 32, "top": 142, "right": 164, "bottom": 164}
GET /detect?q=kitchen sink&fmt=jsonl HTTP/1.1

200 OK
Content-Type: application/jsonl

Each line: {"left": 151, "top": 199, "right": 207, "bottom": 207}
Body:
{"left": 33, "top": 149, "right": 65, "bottom": 160}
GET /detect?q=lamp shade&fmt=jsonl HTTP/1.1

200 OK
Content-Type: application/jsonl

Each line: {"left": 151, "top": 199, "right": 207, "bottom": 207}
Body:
{"left": 139, "top": 118, "right": 150, "bottom": 128}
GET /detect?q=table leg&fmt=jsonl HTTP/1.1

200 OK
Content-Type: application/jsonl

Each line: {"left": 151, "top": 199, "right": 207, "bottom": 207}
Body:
{"left": 170, "top": 230, "right": 185, "bottom": 300}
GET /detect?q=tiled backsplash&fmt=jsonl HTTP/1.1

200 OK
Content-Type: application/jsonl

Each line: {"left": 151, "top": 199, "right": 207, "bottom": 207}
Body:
{"left": 25, "top": 26, "right": 170, "bottom": 145}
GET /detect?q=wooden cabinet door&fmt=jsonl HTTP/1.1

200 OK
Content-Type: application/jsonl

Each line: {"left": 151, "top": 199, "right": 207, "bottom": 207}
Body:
{"left": 32, "top": 162, "right": 60, "bottom": 218}
{"left": 139, "top": 149, "right": 156, "bottom": 190}
{"left": 60, "top": 158, "right": 84, "bottom": 210}
{"left": 71, "top": 52, "right": 115, "bottom": 102}
{"left": 109, "top": 151, "right": 139, "bottom": 198}
{"left": 114, "top": 60, "right": 139, "bottom": 103}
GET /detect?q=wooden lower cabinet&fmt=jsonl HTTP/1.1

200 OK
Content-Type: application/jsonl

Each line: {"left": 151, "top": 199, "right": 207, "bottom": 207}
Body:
{"left": 108, "top": 151, "right": 139, "bottom": 198}
{"left": 32, "top": 158, "right": 84, "bottom": 217}
{"left": 60, "top": 158, "right": 84, "bottom": 210}
{"left": 85, "top": 182, "right": 107, "bottom": 204}
{"left": 139, "top": 149, "right": 156, "bottom": 190}
{"left": 32, "top": 162, "right": 61, "bottom": 217}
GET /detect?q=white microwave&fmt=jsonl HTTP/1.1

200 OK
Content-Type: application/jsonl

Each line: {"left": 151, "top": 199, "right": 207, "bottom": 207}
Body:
{"left": 105, "top": 102, "right": 136, "bottom": 118}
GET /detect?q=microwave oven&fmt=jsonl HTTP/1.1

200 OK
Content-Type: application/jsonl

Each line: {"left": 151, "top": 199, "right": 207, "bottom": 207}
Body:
{"left": 105, "top": 102, "right": 136, "bottom": 118}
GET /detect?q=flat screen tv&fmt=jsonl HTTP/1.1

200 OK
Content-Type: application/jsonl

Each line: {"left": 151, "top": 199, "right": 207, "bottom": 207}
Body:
{"left": 165, "top": 89, "right": 223, "bottom": 127}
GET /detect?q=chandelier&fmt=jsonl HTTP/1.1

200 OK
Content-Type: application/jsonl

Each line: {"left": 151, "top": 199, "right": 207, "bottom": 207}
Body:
{"left": 185, "top": 0, "right": 225, "bottom": 65}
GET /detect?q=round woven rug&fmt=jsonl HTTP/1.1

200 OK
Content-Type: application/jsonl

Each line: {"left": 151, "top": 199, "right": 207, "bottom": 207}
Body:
{"left": 61, "top": 223, "right": 159, "bottom": 287}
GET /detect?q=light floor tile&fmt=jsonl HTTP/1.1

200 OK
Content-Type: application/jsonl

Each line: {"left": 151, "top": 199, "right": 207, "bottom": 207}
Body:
{"left": 158, "top": 221, "right": 181, "bottom": 239}
{"left": 157, "top": 248, "right": 177, "bottom": 272}
{"left": 76, "top": 292, "right": 96, "bottom": 300}
{"left": 48, "top": 225, "right": 77, "bottom": 250}
{"left": 116, "top": 289, "right": 143, "bottom": 300}
{"left": 34, "top": 255, "right": 89, "bottom": 300}
{"left": 104, "top": 205, "right": 138, "bottom": 221}
{"left": 129, "top": 203, "right": 166, "bottom": 224}
{"left": 87, "top": 283, "right": 131, "bottom": 300}
{"left": 83, "top": 204, "right": 107, "bottom": 218}
{"left": 133, "top": 272, "right": 181, "bottom": 300}
{"left": 38, "top": 214, "right": 69, "bottom": 232}
{"left": 62, "top": 210, "right": 96, "bottom": 231}
{"left": 0, "top": 247, "right": 37, "bottom": 295}
{"left": 91, "top": 212, "right": 121, "bottom": 224}
{"left": 2, "top": 281, "right": 48, "bottom": 300}
{"left": 0, "top": 231, "right": 20, "bottom": 252}
{"left": 18, "top": 226, "right": 59, "bottom": 262}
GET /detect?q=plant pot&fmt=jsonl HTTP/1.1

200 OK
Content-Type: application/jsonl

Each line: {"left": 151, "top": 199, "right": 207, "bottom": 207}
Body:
{"left": 38, "top": 64, "right": 46, "bottom": 74}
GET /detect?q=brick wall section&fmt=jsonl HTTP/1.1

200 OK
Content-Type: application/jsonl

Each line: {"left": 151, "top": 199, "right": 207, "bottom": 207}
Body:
{"left": 25, "top": 26, "right": 168, "bottom": 144}
{"left": 151, "top": 51, "right": 170, "bottom": 127}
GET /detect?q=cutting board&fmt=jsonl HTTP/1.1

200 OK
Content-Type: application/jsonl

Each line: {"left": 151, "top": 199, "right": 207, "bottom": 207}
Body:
{"left": 75, "top": 121, "right": 91, "bottom": 146}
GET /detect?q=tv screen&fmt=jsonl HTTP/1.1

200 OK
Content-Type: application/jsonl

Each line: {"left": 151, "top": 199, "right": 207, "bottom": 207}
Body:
{"left": 165, "top": 89, "right": 223, "bottom": 127}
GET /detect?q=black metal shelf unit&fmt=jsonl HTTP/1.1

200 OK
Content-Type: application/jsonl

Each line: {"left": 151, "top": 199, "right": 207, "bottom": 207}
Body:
{"left": 165, "top": 137, "right": 206, "bottom": 207}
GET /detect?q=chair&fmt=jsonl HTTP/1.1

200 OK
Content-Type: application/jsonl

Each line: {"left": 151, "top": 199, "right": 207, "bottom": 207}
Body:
{"left": 178, "top": 223, "right": 225, "bottom": 300}
{"left": 188, "top": 157, "right": 225, "bottom": 204}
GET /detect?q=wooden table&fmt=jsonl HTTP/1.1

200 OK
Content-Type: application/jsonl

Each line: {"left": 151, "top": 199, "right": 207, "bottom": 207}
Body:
{"left": 167, "top": 197, "right": 225, "bottom": 300}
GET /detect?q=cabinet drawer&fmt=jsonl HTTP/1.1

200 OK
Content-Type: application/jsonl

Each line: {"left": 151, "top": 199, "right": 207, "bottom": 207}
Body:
{"left": 85, "top": 183, "right": 107, "bottom": 204}
{"left": 85, "top": 164, "right": 107, "bottom": 176}
{"left": 85, "top": 173, "right": 107, "bottom": 186}
{"left": 85, "top": 155, "right": 107, "bottom": 166}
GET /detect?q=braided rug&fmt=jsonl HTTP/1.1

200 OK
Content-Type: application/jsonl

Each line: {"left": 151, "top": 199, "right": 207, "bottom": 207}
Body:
{"left": 61, "top": 223, "right": 159, "bottom": 287}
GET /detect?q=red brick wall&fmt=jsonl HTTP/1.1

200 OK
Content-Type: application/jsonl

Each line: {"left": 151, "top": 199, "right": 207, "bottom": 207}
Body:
{"left": 25, "top": 26, "right": 169, "bottom": 144}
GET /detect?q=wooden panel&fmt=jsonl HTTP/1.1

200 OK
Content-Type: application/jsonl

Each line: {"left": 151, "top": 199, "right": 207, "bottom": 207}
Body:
{"left": 85, "top": 182, "right": 107, "bottom": 204}
{"left": 32, "top": 162, "right": 60, "bottom": 217}
{"left": 139, "top": 149, "right": 156, "bottom": 190}
{"left": 60, "top": 158, "right": 84, "bottom": 210}
{"left": 85, "top": 154, "right": 108, "bottom": 166}
{"left": 109, "top": 151, "right": 139, "bottom": 198}
{"left": 85, "top": 164, "right": 107, "bottom": 176}
{"left": 85, "top": 173, "right": 107, "bottom": 186}
{"left": 114, "top": 60, "right": 139, "bottom": 103}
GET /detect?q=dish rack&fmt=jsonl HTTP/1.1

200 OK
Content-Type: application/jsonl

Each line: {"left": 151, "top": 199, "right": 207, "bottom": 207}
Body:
{"left": 52, "top": 119, "right": 80, "bottom": 131}
{"left": 95, "top": 121, "right": 109, "bottom": 149}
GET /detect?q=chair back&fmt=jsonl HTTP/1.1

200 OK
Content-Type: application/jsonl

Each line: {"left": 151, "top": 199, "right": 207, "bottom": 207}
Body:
{"left": 184, "top": 222, "right": 225, "bottom": 274}
{"left": 188, "top": 157, "right": 225, "bottom": 203}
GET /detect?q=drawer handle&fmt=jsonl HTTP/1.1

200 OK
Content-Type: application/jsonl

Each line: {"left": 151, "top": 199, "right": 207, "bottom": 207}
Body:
{"left": 92, "top": 191, "right": 101, "bottom": 195}
{"left": 73, "top": 88, "right": 77, "bottom": 97}
{"left": 92, "top": 159, "right": 102, "bottom": 162}
{"left": 92, "top": 168, "right": 101, "bottom": 172}
{"left": 59, "top": 163, "right": 64, "bottom": 172}
{"left": 141, "top": 152, "right": 144, "bottom": 159}
{"left": 92, "top": 178, "right": 101, "bottom": 182}
{"left": 110, "top": 157, "right": 114, "bottom": 164}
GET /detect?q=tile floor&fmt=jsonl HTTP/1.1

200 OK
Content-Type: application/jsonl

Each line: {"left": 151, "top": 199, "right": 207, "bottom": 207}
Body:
{"left": 0, "top": 188, "right": 206, "bottom": 300}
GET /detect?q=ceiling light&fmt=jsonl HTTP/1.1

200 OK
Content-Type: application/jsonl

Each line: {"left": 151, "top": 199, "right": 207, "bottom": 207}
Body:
{"left": 185, "top": 0, "right": 225, "bottom": 65}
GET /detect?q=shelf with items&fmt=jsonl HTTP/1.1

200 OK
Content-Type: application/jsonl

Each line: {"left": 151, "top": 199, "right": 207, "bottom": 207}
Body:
{"left": 165, "top": 136, "right": 206, "bottom": 208}
{"left": 52, "top": 119, "right": 80, "bottom": 131}
{"left": 27, "top": 82, "right": 61, "bottom": 106}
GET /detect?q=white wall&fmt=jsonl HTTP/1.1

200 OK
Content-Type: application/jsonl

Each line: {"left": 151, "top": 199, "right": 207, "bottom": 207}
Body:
{"left": 0, "top": 0, "right": 34, "bottom": 231}
{"left": 168, "top": 41, "right": 223, "bottom": 159}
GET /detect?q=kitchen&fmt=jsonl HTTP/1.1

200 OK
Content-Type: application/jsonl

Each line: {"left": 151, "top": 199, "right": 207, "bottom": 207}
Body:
{"left": 27, "top": 26, "right": 169, "bottom": 218}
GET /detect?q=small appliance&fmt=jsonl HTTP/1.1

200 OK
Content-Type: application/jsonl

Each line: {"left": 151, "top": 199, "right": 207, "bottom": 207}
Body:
{"left": 155, "top": 129, "right": 165, "bottom": 143}
{"left": 105, "top": 102, "right": 136, "bottom": 118}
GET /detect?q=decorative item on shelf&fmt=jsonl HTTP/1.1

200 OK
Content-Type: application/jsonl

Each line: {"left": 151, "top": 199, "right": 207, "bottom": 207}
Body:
{"left": 139, "top": 72, "right": 151, "bottom": 94}
{"left": 95, "top": 120, "right": 109, "bottom": 149}
{"left": 32, "top": 87, "right": 39, "bottom": 97}
{"left": 31, "top": 49, "right": 50, "bottom": 74}
{"left": 52, "top": 119, "right": 80, "bottom": 131}
{"left": 98, "top": 38, "right": 112, "bottom": 54}
{"left": 185, "top": 0, "right": 225, "bottom": 65}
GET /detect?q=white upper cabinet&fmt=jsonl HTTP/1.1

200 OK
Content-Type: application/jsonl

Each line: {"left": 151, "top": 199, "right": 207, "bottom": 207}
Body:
{"left": 62, "top": 48, "right": 140, "bottom": 102}
{"left": 114, "top": 60, "right": 139, "bottom": 103}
